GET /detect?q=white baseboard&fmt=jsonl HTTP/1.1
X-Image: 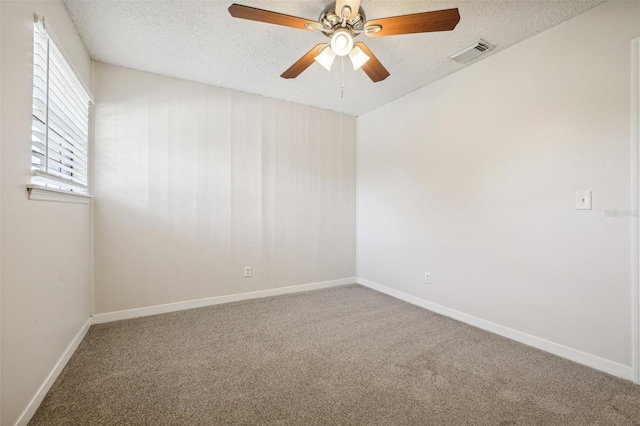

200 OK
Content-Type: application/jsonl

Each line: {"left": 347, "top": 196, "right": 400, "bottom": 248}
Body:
{"left": 357, "top": 277, "right": 634, "bottom": 382}
{"left": 15, "top": 318, "right": 92, "bottom": 426}
{"left": 92, "top": 277, "right": 357, "bottom": 324}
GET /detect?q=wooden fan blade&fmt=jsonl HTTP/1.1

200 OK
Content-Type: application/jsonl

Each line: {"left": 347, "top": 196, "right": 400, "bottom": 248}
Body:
{"left": 354, "top": 42, "right": 389, "bottom": 82}
{"left": 335, "top": 0, "right": 361, "bottom": 20}
{"left": 281, "top": 44, "right": 327, "bottom": 79}
{"left": 364, "top": 8, "right": 460, "bottom": 37}
{"left": 228, "top": 4, "right": 318, "bottom": 31}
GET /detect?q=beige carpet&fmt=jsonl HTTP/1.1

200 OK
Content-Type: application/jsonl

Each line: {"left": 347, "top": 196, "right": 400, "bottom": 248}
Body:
{"left": 30, "top": 284, "right": 640, "bottom": 425}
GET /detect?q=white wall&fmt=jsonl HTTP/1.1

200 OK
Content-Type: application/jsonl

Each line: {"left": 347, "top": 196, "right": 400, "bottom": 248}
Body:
{"left": 358, "top": 0, "right": 640, "bottom": 369}
{"left": 93, "top": 62, "right": 356, "bottom": 314}
{"left": 0, "top": 1, "right": 93, "bottom": 424}
{"left": 0, "top": 0, "right": 3, "bottom": 420}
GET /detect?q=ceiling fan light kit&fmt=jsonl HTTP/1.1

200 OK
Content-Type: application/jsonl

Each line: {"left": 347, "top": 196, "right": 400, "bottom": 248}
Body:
{"left": 228, "top": 1, "right": 461, "bottom": 83}
{"left": 331, "top": 30, "right": 354, "bottom": 56}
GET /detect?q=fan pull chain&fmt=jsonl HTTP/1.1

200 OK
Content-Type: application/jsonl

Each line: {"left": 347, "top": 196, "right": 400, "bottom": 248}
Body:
{"left": 341, "top": 56, "right": 345, "bottom": 99}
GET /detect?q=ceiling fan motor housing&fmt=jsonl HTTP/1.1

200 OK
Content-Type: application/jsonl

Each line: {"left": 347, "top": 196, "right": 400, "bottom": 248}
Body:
{"left": 319, "top": 2, "right": 366, "bottom": 37}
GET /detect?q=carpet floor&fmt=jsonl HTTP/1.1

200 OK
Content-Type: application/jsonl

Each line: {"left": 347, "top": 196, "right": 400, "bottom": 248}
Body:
{"left": 30, "top": 284, "right": 640, "bottom": 425}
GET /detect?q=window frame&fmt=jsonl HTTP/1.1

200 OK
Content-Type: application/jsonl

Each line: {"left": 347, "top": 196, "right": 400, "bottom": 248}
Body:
{"left": 28, "top": 14, "right": 94, "bottom": 203}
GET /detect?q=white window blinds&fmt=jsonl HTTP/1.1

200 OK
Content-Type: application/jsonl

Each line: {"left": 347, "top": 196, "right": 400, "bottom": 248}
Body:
{"left": 31, "top": 17, "right": 92, "bottom": 194}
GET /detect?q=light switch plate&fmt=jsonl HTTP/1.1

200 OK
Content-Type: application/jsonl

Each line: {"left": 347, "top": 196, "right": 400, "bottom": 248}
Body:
{"left": 576, "top": 191, "right": 592, "bottom": 210}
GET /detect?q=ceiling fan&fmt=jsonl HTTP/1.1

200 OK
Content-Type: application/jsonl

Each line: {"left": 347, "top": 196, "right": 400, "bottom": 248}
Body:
{"left": 228, "top": 1, "right": 461, "bottom": 83}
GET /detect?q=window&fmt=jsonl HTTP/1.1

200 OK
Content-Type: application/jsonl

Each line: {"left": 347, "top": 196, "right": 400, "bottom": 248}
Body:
{"left": 31, "top": 16, "right": 92, "bottom": 194}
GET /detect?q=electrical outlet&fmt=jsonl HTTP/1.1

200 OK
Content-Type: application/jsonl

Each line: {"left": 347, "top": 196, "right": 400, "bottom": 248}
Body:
{"left": 244, "top": 266, "right": 252, "bottom": 278}
{"left": 425, "top": 272, "right": 431, "bottom": 284}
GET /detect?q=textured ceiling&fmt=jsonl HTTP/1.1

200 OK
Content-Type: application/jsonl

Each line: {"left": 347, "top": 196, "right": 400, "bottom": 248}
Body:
{"left": 62, "top": 0, "right": 607, "bottom": 116}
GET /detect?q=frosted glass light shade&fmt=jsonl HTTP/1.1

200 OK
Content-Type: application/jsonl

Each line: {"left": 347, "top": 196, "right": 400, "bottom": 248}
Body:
{"left": 348, "top": 46, "right": 370, "bottom": 70}
{"left": 330, "top": 30, "right": 353, "bottom": 56}
{"left": 315, "top": 46, "right": 336, "bottom": 71}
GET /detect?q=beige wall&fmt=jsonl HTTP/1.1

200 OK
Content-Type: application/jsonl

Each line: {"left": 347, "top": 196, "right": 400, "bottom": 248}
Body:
{"left": 358, "top": 0, "right": 640, "bottom": 368}
{"left": 0, "top": 1, "right": 93, "bottom": 424}
{"left": 92, "top": 62, "right": 356, "bottom": 314}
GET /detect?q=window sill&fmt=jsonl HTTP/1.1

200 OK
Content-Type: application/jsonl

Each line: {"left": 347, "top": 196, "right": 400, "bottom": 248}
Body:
{"left": 27, "top": 185, "right": 93, "bottom": 204}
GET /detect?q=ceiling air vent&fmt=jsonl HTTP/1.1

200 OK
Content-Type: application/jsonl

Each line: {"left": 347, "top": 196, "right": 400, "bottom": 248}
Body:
{"left": 449, "top": 40, "right": 494, "bottom": 63}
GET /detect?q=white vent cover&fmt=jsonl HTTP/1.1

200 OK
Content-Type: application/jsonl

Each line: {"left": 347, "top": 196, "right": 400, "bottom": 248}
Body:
{"left": 449, "top": 40, "right": 495, "bottom": 63}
